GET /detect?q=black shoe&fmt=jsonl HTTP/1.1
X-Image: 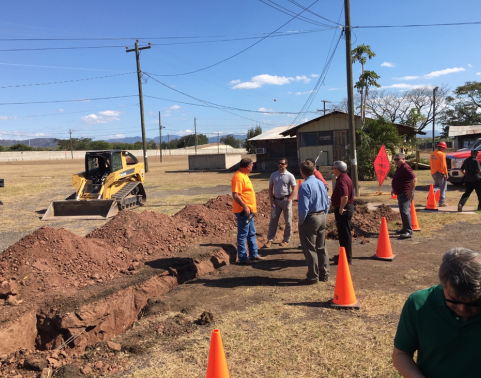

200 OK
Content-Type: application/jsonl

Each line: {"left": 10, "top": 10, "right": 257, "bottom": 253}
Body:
{"left": 298, "top": 278, "right": 318, "bottom": 285}
{"left": 394, "top": 230, "right": 405, "bottom": 235}
{"left": 458, "top": 203, "right": 463, "bottom": 212}
{"left": 399, "top": 232, "right": 412, "bottom": 239}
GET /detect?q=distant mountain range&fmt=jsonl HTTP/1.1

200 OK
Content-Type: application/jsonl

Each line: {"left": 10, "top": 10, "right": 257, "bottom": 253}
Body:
{"left": 0, "top": 134, "right": 247, "bottom": 148}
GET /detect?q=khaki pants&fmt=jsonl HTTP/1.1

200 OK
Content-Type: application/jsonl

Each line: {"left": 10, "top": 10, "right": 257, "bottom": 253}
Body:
{"left": 266, "top": 198, "right": 293, "bottom": 242}
{"left": 299, "top": 213, "right": 329, "bottom": 282}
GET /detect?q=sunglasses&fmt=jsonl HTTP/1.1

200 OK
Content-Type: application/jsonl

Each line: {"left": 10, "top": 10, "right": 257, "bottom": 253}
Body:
{"left": 278, "top": 162, "right": 286, "bottom": 165}
{"left": 444, "top": 298, "right": 481, "bottom": 307}
{"left": 394, "top": 158, "right": 401, "bottom": 161}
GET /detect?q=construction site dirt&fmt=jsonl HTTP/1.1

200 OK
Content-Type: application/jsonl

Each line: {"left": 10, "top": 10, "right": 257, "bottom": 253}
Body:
{"left": 0, "top": 187, "right": 413, "bottom": 377}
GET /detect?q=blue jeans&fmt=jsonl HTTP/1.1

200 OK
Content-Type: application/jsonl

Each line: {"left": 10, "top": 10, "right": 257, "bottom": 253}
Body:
{"left": 235, "top": 213, "right": 259, "bottom": 262}
{"left": 432, "top": 172, "right": 447, "bottom": 204}
{"left": 398, "top": 192, "right": 413, "bottom": 234}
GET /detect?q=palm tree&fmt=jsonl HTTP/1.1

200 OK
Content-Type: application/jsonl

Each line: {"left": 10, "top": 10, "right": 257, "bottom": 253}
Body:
{"left": 354, "top": 70, "right": 381, "bottom": 127}
{"left": 351, "top": 44, "right": 376, "bottom": 126}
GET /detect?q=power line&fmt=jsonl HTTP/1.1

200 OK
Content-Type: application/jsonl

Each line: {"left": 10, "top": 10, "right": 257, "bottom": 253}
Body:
{"left": 0, "top": 72, "right": 134, "bottom": 89}
{"left": 0, "top": 95, "right": 137, "bottom": 106}
{"left": 285, "top": 0, "right": 343, "bottom": 25}
{"left": 258, "top": 0, "right": 335, "bottom": 27}
{"left": 0, "top": 62, "right": 132, "bottom": 72}
{"left": 144, "top": 0, "right": 320, "bottom": 77}
{"left": 355, "top": 21, "right": 481, "bottom": 29}
{"left": 0, "top": 45, "right": 127, "bottom": 52}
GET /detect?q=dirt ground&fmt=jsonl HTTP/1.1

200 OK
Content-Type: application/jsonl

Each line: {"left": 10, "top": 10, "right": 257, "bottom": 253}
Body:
{"left": 0, "top": 155, "right": 480, "bottom": 377}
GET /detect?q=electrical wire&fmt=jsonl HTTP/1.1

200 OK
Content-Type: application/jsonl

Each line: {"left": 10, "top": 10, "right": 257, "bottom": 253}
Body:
{"left": 258, "top": 0, "right": 334, "bottom": 27}
{"left": 0, "top": 62, "right": 132, "bottom": 72}
{"left": 0, "top": 95, "right": 137, "bottom": 106}
{"left": 144, "top": 0, "right": 320, "bottom": 77}
{"left": 285, "top": 0, "right": 343, "bottom": 25}
{"left": 0, "top": 72, "right": 134, "bottom": 89}
{"left": 355, "top": 21, "right": 481, "bottom": 29}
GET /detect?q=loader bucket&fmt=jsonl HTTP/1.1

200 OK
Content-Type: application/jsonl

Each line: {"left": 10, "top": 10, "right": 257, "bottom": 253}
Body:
{"left": 41, "top": 199, "right": 119, "bottom": 221}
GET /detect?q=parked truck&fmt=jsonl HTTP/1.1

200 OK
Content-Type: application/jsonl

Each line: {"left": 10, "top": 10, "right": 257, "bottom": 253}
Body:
{"left": 446, "top": 138, "right": 481, "bottom": 185}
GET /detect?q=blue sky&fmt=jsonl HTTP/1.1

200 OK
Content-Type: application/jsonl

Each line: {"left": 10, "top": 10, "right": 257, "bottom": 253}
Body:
{"left": 1, "top": 0, "right": 480, "bottom": 142}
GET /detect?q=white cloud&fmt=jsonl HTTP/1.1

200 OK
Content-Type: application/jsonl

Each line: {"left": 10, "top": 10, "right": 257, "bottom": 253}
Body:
{"left": 477, "top": 72, "right": 481, "bottom": 75}
{"left": 328, "top": 87, "right": 342, "bottom": 91}
{"left": 393, "top": 76, "right": 420, "bottom": 80}
{"left": 59, "top": 109, "right": 64, "bottom": 113}
{"left": 81, "top": 110, "right": 121, "bottom": 124}
{"left": 295, "top": 90, "right": 314, "bottom": 95}
{"left": 468, "top": 64, "right": 473, "bottom": 68}
{"left": 258, "top": 107, "right": 273, "bottom": 114}
{"left": 169, "top": 105, "right": 181, "bottom": 110}
{"left": 424, "top": 67, "right": 465, "bottom": 78}
{"left": 381, "top": 62, "right": 395, "bottom": 67}
{"left": 311, "top": 74, "right": 319, "bottom": 78}
{"left": 295, "top": 75, "right": 311, "bottom": 83}
{"left": 231, "top": 73, "right": 311, "bottom": 89}
{"left": 0, "top": 116, "right": 17, "bottom": 120}
{"left": 380, "top": 83, "right": 434, "bottom": 90}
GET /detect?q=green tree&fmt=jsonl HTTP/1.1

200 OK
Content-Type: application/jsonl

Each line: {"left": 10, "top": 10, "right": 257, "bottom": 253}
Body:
{"left": 87, "top": 141, "right": 112, "bottom": 150}
{"left": 347, "top": 117, "right": 405, "bottom": 180}
{"left": 354, "top": 70, "right": 381, "bottom": 128}
{"left": 177, "top": 134, "right": 208, "bottom": 148}
{"left": 440, "top": 81, "right": 481, "bottom": 137}
{"left": 405, "top": 108, "right": 426, "bottom": 129}
{"left": 8, "top": 143, "right": 35, "bottom": 151}
{"left": 352, "top": 44, "right": 377, "bottom": 126}
{"left": 112, "top": 142, "right": 134, "bottom": 150}
{"left": 133, "top": 141, "right": 143, "bottom": 149}
{"left": 244, "top": 126, "right": 262, "bottom": 153}
{"left": 221, "top": 135, "right": 242, "bottom": 148}
{"left": 54, "top": 137, "right": 92, "bottom": 150}
{"left": 148, "top": 139, "right": 157, "bottom": 150}
{"left": 0, "top": 145, "right": 6, "bottom": 152}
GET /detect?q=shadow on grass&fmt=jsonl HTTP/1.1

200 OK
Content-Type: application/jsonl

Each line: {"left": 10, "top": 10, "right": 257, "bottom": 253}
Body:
{"left": 285, "top": 300, "right": 332, "bottom": 308}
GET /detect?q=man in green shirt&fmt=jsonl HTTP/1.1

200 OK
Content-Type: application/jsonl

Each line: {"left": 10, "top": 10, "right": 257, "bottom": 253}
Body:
{"left": 393, "top": 247, "right": 481, "bottom": 378}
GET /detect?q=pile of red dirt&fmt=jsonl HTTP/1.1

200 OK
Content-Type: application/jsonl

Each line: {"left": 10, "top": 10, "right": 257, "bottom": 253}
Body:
{"left": 0, "top": 227, "right": 133, "bottom": 301}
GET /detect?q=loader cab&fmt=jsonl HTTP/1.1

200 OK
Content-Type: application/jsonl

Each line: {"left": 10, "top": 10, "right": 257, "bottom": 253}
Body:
{"left": 85, "top": 150, "right": 123, "bottom": 184}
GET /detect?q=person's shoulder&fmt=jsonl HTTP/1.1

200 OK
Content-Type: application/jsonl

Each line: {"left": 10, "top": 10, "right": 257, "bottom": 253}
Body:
{"left": 407, "top": 285, "right": 441, "bottom": 308}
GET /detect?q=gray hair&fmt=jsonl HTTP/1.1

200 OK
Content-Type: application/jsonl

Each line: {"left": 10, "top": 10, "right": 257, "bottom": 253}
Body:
{"left": 333, "top": 160, "right": 347, "bottom": 172}
{"left": 395, "top": 152, "right": 405, "bottom": 159}
{"left": 439, "top": 247, "right": 481, "bottom": 301}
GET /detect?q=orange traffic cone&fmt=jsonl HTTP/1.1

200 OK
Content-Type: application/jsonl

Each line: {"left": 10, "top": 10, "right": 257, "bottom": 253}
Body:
{"left": 296, "top": 179, "right": 302, "bottom": 200}
{"left": 330, "top": 247, "right": 360, "bottom": 309}
{"left": 411, "top": 200, "right": 421, "bottom": 232}
{"left": 206, "top": 329, "right": 230, "bottom": 378}
{"left": 425, "top": 184, "right": 438, "bottom": 211}
{"left": 391, "top": 193, "right": 397, "bottom": 199}
{"left": 373, "top": 217, "right": 396, "bottom": 261}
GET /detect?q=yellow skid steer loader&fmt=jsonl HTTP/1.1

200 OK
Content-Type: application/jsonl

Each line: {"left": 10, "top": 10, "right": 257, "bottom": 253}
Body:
{"left": 42, "top": 150, "right": 146, "bottom": 220}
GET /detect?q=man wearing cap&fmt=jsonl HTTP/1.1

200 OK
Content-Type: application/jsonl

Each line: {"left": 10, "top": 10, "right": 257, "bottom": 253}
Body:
{"left": 458, "top": 149, "right": 481, "bottom": 212}
{"left": 263, "top": 158, "right": 297, "bottom": 248}
{"left": 232, "top": 158, "right": 263, "bottom": 264}
{"left": 297, "top": 160, "right": 330, "bottom": 284}
{"left": 430, "top": 142, "right": 449, "bottom": 207}
{"left": 393, "top": 247, "right": 481, "bottom": 378}
{"left": 391, "top": 153, "right": 417, "bottom": 239}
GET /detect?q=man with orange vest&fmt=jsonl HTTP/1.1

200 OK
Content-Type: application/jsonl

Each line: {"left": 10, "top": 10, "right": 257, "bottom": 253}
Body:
{"left": 430, "top": 141, "right": 449, "bottom": 207}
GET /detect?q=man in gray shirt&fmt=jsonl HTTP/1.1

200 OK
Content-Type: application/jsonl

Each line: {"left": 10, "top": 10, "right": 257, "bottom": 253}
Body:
{"left": 263, "top": 158, "right": 297, "bottom": 248}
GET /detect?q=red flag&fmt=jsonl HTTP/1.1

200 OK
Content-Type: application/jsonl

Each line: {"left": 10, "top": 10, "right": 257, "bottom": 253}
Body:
{"left": 373, "top": 145, "right": 390, "bottom": 187}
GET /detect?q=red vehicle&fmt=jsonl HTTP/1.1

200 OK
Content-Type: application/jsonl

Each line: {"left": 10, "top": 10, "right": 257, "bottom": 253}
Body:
{"left": 446, "top": 138, "right": 481, "bottom": 184}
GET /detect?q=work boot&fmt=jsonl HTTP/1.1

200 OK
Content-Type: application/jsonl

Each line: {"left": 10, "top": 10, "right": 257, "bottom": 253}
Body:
{"left": 280, "top": 240, "right": 289, "bottom": 247}
{"left": 439, "top": 203, "right": 448, "bottom": 207}
{"left": 262, "top": 241, "right": 273, "bottom": 249}
{"left": 458, "top": 203, "right": 463, "bottom": 212}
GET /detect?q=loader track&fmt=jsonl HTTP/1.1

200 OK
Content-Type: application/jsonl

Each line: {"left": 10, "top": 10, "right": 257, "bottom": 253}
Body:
{"left": 111, "top": 181, "right": 145, "bottom": 210}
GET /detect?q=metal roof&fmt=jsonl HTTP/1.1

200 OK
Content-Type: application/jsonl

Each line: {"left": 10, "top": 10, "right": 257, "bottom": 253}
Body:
{"left": 248, "top": 126, "right": 296, "bottom": 141}
{"left": 448, "top": 125, "right": 481, "bottom": 137}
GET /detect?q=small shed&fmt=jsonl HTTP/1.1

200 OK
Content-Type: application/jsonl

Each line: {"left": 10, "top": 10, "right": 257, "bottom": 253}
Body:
{"left": 448, "top": 125, "right": 481, "bottom": 149}
{"left": 280, "top": 111, "right": 423, "bottom": 167}
{"left": 248, "top": 126, "right": 297, "bottom": 171}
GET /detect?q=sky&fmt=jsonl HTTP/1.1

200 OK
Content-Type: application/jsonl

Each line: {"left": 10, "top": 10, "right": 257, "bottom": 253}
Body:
{"left": 1, "top": 0, "right": 480, "bottom": 142}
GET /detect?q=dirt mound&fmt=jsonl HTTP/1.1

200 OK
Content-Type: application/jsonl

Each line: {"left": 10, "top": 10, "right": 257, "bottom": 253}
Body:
{"left": 0, "top": 227, "right": 131, "bottom": 298}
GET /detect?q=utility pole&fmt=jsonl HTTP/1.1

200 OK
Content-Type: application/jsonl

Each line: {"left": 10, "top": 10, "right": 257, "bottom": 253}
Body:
{"left": 126, "top": 40, "right": 151, "bottom": 172}
{"left": 432, "top": 86, "right": 439, "bottom": 151}
{"left": 159, "top": 111, "right": 165, "bottom": 163}
{"left": 343, "top": 0, "right": 359, "bottom": 196}
{"left": 68, "top": 128, "right": 74, "bottom": 159}
{"left": 321, "top": 100, "right": 331, "bottom": 116}
{"left": 217, "top": 131, "right": 220, "bottom": 154}
{"left": 194, "top": 117, "right": 198, "bottom": 155}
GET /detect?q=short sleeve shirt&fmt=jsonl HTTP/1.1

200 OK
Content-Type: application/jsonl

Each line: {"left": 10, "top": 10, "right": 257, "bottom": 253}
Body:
{"left": 330, "top": 172, "right": 353, "bottom": 207}
{"left": 461, "top": 157, "right": 481, "bottom": 182}
{"left": 269, "top": 170, "right": 296, "bottom": 198}
{"left": 231, "top": 170, "right": 257, "bottom": 213}
{"left": 430, "top": 150, "right": 448, "bottom": 175}
{"left": 392, "top": 163, "right": 416, "bottom": 195}
{"left": 394, "top": 285, "right": 481, "bottom": 378}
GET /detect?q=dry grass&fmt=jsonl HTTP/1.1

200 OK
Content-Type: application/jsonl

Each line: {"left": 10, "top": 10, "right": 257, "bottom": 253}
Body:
{"left": 124, "top": 285, "right": 405, "bottom": 378}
